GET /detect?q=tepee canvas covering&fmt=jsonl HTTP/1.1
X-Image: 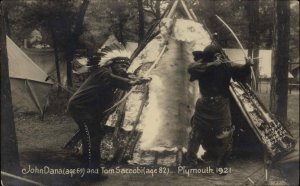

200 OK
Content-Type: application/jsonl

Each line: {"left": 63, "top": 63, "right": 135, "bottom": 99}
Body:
{"left": 97, "top": 0, "right": 216, "bottom": 161}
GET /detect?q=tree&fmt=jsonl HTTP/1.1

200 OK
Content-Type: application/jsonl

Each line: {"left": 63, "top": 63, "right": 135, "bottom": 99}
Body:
{"left": 65, "top": 0, "right": 90, "bottom": 88}
{"left": 1, "top": 2, "right": 21, "bottom": 183}
{"left": 246, "top": 0, "right": 260, "bottom": 90}
{"left": 289, "top": 3, "right": 299, "bottom": 61}
{"left": 105, "top": 0, "right": 132, "bottom": 44}
{"left": 270, "top": 0, "right": 291, "bottom": 123}
{"left": 3, "top": 1, "right": 33, "bottom": 46}
{"left": 195, "top": 0, "right": 249, "bottom": 48}
{"left": 20, "top": 0, "right": 89, "bottom": 89}
{"left": 80, "top": 0, "right": 162, "bottom": 48}
{"left": 154, "top": 0, "right": 161, "bottom": 19}
{"left": 137, "top": 0, "right": 145, "bottom": 44}
{"left": 143, "top": 0, "right": 162, "bottom": 20}
{"left": 50, "top": 25, "right": 62, "bottom": 92}
{"left": 258, "top": 1, "right": 274, "bottom": 48}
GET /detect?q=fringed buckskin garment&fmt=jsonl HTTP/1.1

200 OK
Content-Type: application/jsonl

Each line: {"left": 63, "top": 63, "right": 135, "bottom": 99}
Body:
{"left": 68, "top": 67, "right": 132, "bottom": 169}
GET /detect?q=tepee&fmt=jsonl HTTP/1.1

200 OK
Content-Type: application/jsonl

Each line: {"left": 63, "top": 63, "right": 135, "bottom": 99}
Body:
{"left": 109, "top": 0, "right": 294, "bottom": 162}
{"left": 66, "top": 0, "right": 295, "bottom": 164}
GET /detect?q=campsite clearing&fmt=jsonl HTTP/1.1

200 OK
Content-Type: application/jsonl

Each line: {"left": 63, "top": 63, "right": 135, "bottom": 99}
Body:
{"left": 14, "top": 87, "right": 299, "bottom": 186}
{"left": 10, "top": 1, "right": 298, "bottom": 185}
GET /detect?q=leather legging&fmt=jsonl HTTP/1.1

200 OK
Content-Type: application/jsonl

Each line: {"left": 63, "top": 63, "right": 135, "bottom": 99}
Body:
{"left": 69, "top": 107, "right": 105, "bottom": 169}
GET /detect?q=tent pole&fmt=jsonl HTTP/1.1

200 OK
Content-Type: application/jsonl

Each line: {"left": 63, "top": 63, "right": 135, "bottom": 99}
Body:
{"left": 25, "top": 80, "right": 43, "bottom": 115}
{"left": 166, "top": 0, "right": 179, "bottom": 18}
{"left": 180, "top": 0, "right": 193, "bottom": 20}
{"left": 1, "top": 1, "right": 21, "bottom": 182}
{"left": 189, "top": 8, "right": 198, "bottom": 21}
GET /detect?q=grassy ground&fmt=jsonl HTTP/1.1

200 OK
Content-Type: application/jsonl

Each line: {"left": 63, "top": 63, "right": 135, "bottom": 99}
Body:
{"left": 10, "top": 86, "right": 299, "bottom": 186}
{"left": 256, "top": 91, "right": 299, "bottom": 124}
{"left": 256, "top": 86, "right": 299, "bottom": 139}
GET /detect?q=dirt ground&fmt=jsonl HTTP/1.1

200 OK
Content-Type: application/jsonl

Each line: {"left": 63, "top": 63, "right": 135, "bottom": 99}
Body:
{"left": 11, "top": 45, "right": 299, "bottom": 186}
{"left": 11, "top": 50, "right": 300, "bottom": 186}
{"left": 12, "top": 89, "right": 299, "bottom": 186}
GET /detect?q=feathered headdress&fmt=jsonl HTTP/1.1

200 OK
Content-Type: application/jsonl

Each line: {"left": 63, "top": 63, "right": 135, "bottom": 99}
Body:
{"left": 98, "top": 42, "right": 132, "bottom": 67}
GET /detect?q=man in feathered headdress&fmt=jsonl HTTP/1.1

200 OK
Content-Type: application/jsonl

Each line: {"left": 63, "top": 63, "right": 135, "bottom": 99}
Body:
{"left": 68, "top": 43, "right": 150, "bottom": 178}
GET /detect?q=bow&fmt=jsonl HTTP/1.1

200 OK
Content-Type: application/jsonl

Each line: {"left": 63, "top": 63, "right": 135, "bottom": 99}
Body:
{"left": 104, "top": 45, "right": 167, "bottom": 113}
{"left": 216, "top": 15, "right": 257, "bottom": 89}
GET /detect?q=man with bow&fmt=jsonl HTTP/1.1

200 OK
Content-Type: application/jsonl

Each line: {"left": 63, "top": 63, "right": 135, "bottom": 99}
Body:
{"left": 185, "top": 44, "right": 252, "bottom": 174}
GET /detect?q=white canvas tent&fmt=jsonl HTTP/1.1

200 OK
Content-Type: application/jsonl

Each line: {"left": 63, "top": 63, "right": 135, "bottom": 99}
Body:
{"left": 22, "top": 47, "right": 67, "bottom": 86}
{"left": 223, "top": 49, "right": 294, "bottom": 78}
{"left": 7, "top": 36, "right": 54, "bottom": 115}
